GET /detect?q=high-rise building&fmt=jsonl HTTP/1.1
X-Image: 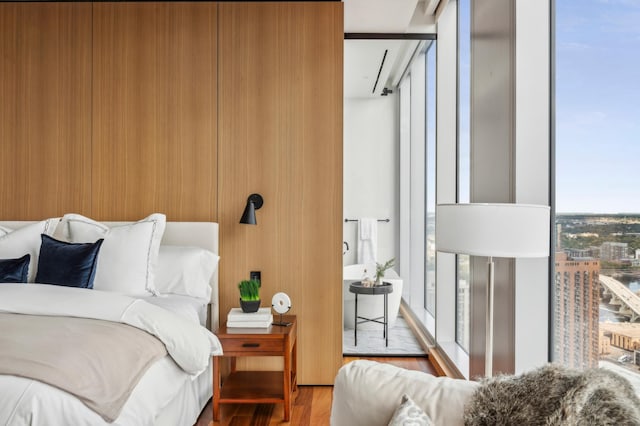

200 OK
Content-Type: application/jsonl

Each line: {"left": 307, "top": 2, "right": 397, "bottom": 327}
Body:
{"left": 554, "top": 252, "right": 600, "bottom": 369}
{"left": 600, "top": 242, "right": 629, "bottom": 261}
{"left": 456, "top": 278, "right": 469, "bottom": 349}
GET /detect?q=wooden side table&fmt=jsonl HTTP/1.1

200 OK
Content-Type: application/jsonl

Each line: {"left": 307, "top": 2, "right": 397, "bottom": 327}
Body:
{"left": 213, "top": 315, "right": 297, "bottom": 421}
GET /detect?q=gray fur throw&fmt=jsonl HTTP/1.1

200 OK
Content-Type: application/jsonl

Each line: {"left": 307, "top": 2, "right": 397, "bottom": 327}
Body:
{"left": 463, "top": 364, "right": 640, "bottom": 425}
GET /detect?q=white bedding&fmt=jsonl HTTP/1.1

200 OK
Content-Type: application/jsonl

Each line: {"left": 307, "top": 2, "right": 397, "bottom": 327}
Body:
{"left": 0, "top": 284, "right": 222, "bottom": 425}
{"left": 0, "top": 356, "right": 207, "bottom": 426}
{"left": 154, "top": 361, "right": 212, "bottom": 426}
{"left": 142, "top": 294, "right": 209, "bottom": 326}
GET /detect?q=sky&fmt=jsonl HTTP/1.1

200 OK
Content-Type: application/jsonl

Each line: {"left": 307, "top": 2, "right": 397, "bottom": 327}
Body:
{"left": 556, "top": 0, "right": 640, "bottom": 213}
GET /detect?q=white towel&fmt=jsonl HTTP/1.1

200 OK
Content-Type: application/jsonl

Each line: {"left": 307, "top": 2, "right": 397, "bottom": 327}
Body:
{"left": 357, "top": 218, "right": 378, "bottom": 265}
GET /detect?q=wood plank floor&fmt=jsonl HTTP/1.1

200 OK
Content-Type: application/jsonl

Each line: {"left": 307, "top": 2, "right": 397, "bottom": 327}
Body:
{"left": 197, "top": 356, "right": 438, "bottom": 426}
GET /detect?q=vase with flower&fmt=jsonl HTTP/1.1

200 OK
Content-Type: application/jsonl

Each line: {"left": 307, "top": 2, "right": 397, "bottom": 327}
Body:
{"left": 375, "top": 258, "right": 395, "bottom": 286}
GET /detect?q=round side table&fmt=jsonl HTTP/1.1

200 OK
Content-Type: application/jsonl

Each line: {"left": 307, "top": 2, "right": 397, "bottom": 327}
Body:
{"left": 349, "top": 281, "right": 393, "bottom": 347}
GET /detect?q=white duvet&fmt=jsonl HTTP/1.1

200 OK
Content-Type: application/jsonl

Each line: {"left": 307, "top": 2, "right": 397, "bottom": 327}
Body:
{"left": 0, "top": 284, "right": 223, "bottom": 425}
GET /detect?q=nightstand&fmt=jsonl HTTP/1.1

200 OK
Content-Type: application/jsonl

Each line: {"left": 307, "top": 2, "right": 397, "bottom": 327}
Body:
{"left": 213, "top": 315, "right": 297, "bottom": 421}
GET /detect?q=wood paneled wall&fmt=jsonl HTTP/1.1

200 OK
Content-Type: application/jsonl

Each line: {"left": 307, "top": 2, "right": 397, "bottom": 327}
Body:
{"left": 0, "top": 2, "right": 217, "bottom": 222}
{"left": 92, "top": 3, "right": 217, "bottom": 221}
{"left": 0, "top": 3, "right": 92, "bottom": 219}
{"left": 218, "top": 2, "right": 343, "bottom": 385}
{"left": 0, "top": 1, "right": 343, "bottom": 385}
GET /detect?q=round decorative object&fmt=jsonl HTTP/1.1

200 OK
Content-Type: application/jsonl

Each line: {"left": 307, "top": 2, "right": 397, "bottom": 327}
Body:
{"left": 272, "top": 292, "right": 292, "bottom": 326}
{"left": 240, "top": 299, "right": 260, "bottom": 313}
{"left": 271, "top": 292, "right": 291, "bottom": 314}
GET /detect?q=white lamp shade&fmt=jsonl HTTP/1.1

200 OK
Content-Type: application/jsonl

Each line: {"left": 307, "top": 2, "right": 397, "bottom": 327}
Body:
{"left": 436, "top": 203, "right": 550, "bottom": 258}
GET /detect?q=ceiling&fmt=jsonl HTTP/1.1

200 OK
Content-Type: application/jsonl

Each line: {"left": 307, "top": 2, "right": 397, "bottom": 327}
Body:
{"left": 343, "top": 0, "right": 440, "bottom": 99}
{"left": 344, "top": 39, "right": 420, "bottom": 99}
{"left": 343, "top": 0, "right": 440, "bottom": 33}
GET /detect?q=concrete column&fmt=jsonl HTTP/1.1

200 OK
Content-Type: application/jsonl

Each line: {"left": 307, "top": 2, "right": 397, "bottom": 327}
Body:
{"left": 469, "top": 0, "right": 552, "bottom": 377}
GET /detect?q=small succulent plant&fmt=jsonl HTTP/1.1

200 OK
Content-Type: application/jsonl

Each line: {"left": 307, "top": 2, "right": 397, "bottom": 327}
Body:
{"left": 238, "top": 279, "right": 261, "bottom": 301}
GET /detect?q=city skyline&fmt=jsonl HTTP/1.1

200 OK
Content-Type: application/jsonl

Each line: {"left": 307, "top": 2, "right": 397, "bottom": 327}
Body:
{"left": 556, "top": 0, "right": 640, "bottom": 214}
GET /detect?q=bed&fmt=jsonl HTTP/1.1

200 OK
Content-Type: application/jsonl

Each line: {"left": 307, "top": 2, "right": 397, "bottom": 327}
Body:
{"left": 0, "top": 217, "right": 221, "bottom": 426}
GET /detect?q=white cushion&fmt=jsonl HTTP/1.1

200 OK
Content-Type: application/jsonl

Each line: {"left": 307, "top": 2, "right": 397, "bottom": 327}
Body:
{"left": 0, "top": 219, "right": 58, "bottom": 283}
{"left": 388, "top": 394, "right": 433, "bottom": 426}
{"left": 155, "top": 245, "right": 219, "bottom": 300}
{"left": 331, "top": 360, "right": 479, "bottom": 426}
{"left": 57, "top": 213, "right": 166, "bottom": 296}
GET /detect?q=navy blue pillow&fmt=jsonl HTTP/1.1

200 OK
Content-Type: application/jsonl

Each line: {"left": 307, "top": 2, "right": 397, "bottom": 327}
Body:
{"left": 35, "top": 234, "right": 104, "bottom": 289}
{"left": 0, "top": 254, "right": 30, "bottom": 283}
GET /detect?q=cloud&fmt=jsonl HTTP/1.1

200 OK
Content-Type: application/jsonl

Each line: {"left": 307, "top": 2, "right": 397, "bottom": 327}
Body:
{"left": 558, "top": 42, "right": 591, "bottom": 51}
{"left": 597, "top": 0, "right": 640, "bottom": 6}
{"left": 558, "top": 110, "right": 607, "bottom": 127}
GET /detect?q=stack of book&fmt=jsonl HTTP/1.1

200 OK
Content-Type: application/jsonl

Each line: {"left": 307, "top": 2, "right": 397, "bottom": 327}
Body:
{"left": 227, "top": 307, "right": 273, "bottom": 328}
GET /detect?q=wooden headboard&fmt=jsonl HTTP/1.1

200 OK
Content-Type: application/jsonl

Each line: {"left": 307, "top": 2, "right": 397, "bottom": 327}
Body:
{"left": 0, "top": 220, "right": 220, "bottom": 331}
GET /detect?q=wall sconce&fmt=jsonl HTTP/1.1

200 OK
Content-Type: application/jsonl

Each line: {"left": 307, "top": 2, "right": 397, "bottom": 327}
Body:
{"left": 239, "top": 193, "right": 264, "bottom": 225}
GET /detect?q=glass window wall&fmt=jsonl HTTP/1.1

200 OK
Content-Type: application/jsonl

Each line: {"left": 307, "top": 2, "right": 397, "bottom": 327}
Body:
{"left": 456, "top": 0, "right": 471, "bottom": 353}
{"left": 555, "top": 0, "right": 640, "bottom": 393}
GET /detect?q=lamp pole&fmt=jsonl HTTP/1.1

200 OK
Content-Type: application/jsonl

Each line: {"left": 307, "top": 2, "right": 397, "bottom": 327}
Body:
{"left": 486, "top": 256, "right": 495, "bottom": 377}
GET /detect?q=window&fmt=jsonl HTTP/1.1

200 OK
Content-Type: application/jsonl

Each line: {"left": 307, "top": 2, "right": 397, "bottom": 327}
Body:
{"left": 400, "top": 40, "right": 437, "bottom": 335}
{"left": 397, "top": 0, "right": 554, "bottom": 379}
{"left": 456, "top": 0, "right": 471, "bottom": 352}
{"left": 426, "top": 41, "right": 437, "bottom": 317}
{"left": 555, "top": 0, "right": 640, "bottom": 392}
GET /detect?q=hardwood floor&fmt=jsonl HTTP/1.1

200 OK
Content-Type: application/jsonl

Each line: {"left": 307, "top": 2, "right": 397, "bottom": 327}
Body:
{"left": 197, "top": 356, "right": 437, "bottom": 426}
{"left": 342, "top": 356, "right": 439, "bottom": 375}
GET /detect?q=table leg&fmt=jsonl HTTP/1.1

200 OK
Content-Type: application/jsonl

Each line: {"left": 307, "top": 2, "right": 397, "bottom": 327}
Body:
{"left": 354, "top": 293, "right": 358, "bottom": 346}
{"left": 284, "top": 336, "right": 291, "bottom": 421}
{"left": 292, "top": 338, "right": 298, "bottom": 392}
{"left": 213, "top": 356, "right": 221, "bottom": 421}
{"left": 383, "top": 293, "right": 386, "bottom": 339}
{"left": 385, "top": 293, "right": 388, "bottom": 347}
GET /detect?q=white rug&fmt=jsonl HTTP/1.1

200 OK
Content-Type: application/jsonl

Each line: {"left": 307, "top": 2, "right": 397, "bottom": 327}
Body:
{"left": 343, "top": 316, "right": 426, "bottom": 356}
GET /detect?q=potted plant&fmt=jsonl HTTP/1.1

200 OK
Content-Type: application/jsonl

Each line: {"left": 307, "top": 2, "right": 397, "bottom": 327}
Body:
{"left": 375, "top": 258, "right": 395, "bottom": 286}
{"left": 238, "top": 279, "right": 261, "bottom": 313}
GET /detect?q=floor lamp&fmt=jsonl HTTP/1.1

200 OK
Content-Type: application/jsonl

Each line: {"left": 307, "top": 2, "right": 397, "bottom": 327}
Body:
{"left": 436, "top": 203, "right": 550, "bottom": 377}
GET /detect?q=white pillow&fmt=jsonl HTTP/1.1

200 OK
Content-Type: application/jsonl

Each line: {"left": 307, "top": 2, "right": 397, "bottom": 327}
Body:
{"left": 155, "top": 245, "right": 219, "bottom": 301}
{"left": 0, "top": 219, "right": 58, "bottom": 283}
{"left": 388, "top": 394, "right": 433, "bottom": 426}
{"left": 57, "top": 213, "right": 166, "bottom": 296}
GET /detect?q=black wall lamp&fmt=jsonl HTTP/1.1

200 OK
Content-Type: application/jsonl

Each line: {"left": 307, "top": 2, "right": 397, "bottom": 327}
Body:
{"left": 239, "top": 193, "right": 264, "bottom": 225}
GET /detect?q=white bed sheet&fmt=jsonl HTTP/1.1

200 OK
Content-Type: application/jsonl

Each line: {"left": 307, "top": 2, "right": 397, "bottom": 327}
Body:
{"left": 0, "top": 356, "right": 211, "bottom": 426}
{"left": 0, "top": 284, "right": 219, "bottom": 375}
{"left": 142, "top": 294, "right": 209, "bottom": 327}
{"left": 0, "top": 285, "right": 218, "bottom": 425}
{"left": 155, "top": 361, "right": 212, "bottom": 426}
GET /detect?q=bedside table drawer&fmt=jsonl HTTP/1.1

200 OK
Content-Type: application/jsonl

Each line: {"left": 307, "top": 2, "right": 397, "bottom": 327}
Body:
{"left": 222, "top": 338, "right": 284, "bottom": 353}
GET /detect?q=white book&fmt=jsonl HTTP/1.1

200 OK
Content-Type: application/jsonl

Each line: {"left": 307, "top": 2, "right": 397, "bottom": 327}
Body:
{"left": 227, "top": 317, "right": 273, "bottom": 328}
{"left": 227, "top": 307, "right": 272, "bottom": 321}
